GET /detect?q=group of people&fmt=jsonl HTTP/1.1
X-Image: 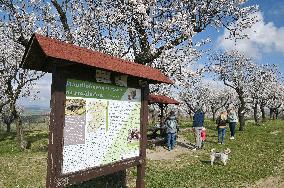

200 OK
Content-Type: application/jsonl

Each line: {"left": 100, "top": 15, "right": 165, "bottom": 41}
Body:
{"left": 215, "top": 109, "right": 238, "bottom": 144}
{"left": 163, "top": 107, "right": 238, "bottom": 151}
{"left": 192, "top": 107, "right": 238, "bottom": 149}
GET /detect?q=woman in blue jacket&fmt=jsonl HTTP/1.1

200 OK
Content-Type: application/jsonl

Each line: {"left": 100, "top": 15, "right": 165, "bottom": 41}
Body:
{"left": 192, "top": 107, "right": 205, "bottom": 149}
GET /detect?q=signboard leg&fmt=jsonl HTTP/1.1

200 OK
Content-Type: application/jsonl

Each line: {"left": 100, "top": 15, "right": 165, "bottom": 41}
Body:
{"left": 136, "top": 82, "right": 148, "bottom": 188}
{"left": 47, "top": 68, "right": 66, "bottom": 188}
{"left": 136, "top": 162, "right": 146, "bottom": 188}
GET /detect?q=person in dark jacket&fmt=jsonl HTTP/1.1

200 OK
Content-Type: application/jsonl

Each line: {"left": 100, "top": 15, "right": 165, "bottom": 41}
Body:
{"left": 192, "top": 107, "right": 205, "bottom": 149}
{"left": 165, "top": 111, "right": 178, "bottom": 151}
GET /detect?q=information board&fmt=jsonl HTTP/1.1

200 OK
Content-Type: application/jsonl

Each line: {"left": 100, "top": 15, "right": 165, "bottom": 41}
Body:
{"left": 62, "top": 79, "right": 141, "bottom": 174}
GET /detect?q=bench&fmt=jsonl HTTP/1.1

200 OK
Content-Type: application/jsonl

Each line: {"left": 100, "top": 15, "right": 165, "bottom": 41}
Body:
{"left": 147, "top": 127, "right": 166, "bottom": 139}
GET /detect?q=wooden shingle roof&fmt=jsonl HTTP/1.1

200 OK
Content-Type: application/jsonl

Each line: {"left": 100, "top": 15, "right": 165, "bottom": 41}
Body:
{"left": 21, "top": 34, "right": 173, "bottom": 84}
{"left": 149, "top": 94, "right": 179, "bottom": 105}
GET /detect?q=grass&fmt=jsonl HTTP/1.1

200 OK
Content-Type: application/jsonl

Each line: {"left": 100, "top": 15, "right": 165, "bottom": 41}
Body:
{"left": 143, "top": 120, "right": 284, "bottom": 188}
{"left": 0, "top": 120, "right": 283, "bottom": 187}
{"left": 0, "top": 130, "right": 48, "bottom": 188}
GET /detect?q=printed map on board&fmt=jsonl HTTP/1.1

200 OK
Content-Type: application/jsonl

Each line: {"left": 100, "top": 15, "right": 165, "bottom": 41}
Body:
{"left": 87, "top": 100, "right": 108, "bottom": 133}
{"left": 62, "top": 79, "right": 141, "bottom": 174}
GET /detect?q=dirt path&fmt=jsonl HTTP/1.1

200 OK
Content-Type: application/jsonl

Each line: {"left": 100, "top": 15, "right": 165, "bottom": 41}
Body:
{"left": 146, "top": 135, "right": 196, "bottom": 160}
{"left": 146, "top": 132, "right": 284, "bottom": 188}
{"left": 247, "top": 150, "right": 284, "bottom": 188}
{"left": 248, "top": 177, "right": 284, "bottom": 188}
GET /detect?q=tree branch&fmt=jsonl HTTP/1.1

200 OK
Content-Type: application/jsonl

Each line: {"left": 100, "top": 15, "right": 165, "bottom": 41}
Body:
{"left": 154, "top": 34, "right": 188, "bottom": 61}
{"left": 51, "top": 0, "right": 74, "bottom": 43}
{"left": 223, "top": 78, "right": 236, "bottom": 90}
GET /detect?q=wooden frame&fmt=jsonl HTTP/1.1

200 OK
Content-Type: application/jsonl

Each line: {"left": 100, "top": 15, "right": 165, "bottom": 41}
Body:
{"left": 20, "top": 34, "right": 172, "bottom": 188}
{"left": 46, "top": 67, "right": 148, "bottom": 188}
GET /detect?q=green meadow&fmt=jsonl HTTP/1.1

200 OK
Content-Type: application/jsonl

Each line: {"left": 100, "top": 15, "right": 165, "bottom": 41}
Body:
{"left": 0, "top": 120, "right": 283, "bottom": 187}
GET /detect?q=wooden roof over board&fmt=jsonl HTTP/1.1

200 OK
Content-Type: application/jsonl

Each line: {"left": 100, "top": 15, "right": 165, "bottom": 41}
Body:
{"left": 21, "top": 34, "right": 173, "bottom": 84}
{"left": 148, "top": 94, "right": 179, "bottom": 105}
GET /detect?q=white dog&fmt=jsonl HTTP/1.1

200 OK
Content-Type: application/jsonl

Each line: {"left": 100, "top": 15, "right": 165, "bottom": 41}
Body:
{"left": 210, "top": 148, "right": 231, "bottom": 166}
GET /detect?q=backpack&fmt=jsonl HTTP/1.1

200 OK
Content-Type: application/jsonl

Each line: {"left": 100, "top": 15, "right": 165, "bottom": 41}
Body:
{"left": 167, "top": 119, "right": 176, "bottom": 129}
{"left": 166, "top": 118, "right": 178, "bottom": 133}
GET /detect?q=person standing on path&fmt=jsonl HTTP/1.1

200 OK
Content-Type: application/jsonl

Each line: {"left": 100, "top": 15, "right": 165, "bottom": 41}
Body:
{"left": 228, "top": 109, "right": 238, "bottom": 140}
{"left": 216, "top": 111, "right": 228, "bottom": 144}
{"left": 192, "top": 107, "right": 205, "bottom": 150}
{"left": 165, "top": 111, "right": 178, "bottom": 151}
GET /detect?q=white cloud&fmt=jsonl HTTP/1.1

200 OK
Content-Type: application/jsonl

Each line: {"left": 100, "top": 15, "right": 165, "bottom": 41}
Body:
{"left": 218, "top": 12, "right": 284, "bottom": 59}
{"left": 19, "top": 73, "right": 52, "bottom": 108}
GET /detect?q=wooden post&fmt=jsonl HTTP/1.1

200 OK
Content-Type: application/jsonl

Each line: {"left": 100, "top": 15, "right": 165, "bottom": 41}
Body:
{"left": 164, "top": 104, "right": 168, "bottom": 117}
{"left": 159, "top": 104, "right": 168, "bottom": 137}
{"left": 159, "top": 104, "right": 164, "bottom": 127}
{"left": 46, "top": 67, "right": 66, "bottom": 188}
{"left": 137, "top": 82, "right": 149, "bottom": 188}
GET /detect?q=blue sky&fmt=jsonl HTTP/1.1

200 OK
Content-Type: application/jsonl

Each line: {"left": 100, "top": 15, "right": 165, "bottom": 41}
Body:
{"left": 194, "top": 0, "right": 284, "bottom": 71}
{"left": 223, "top": 0, "right": 284, "bottom": 72}
{"left": 20, "top": 0, "right": 284, "bottom": 109}
{"left": 248, "top": 0, "right": 284, "bottom": 72}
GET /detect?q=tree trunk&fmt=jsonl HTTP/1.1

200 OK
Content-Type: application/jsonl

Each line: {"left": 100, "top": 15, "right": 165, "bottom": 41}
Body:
{"left": 269, "top": 108, "right": 274, "bottom": 119}
{"left": 211, "top": 107, "right": 216, "bottom": 121}
{"left": 6, "top": 123, "right": 11, "bottom": 133}
{"left": 16, "top": 117, "right": 22, "bottom": 143}
{"left": 3, "top": 114, "right": 14, "bottom": 133}
{"left": 16, "top": 115, "right": 30, "bottom": 150}
{"left": 253, "top": 103, "right": 259, "bottom": 126}
{"left": 188, "top": 111, "right": 192, "bottom": 119}
{"left": 238, "top": 110, "right": 245, "bottom": 131}
{"left": 275, "top": 109, "right": 279, "bottom": 119}
{"left": 260, "top": 103, "right": 266, "bottom": 122}
{"left": 238, "top": 94, "right": 246, "bottom": 131}
{"left": 212, "top": 112, "right": 216, "bottom": 122}
{"left": 9, "top": 102, "right": 28, "bottom": 150}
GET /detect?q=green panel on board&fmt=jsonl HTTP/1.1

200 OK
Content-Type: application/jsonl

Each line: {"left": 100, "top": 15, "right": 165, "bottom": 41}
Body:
{"left": 66, "top": 79, "right": 127, "bottom": 100}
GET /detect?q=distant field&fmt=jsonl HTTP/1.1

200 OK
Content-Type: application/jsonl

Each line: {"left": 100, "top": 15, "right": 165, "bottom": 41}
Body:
{"left": 21, "top": 105, "right": 50, "bottom": 115}
{"left": 0, "top": 119, "right": 283, "bottom": 187}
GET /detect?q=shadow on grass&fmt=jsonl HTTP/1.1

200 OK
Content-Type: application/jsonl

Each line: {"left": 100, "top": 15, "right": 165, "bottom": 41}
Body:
{"left": 25, "top": 131, "right": 48, "bottom": 152}
{"left": 176, "top": 141, "right": 195, "bottom": 149}
{"left": 200, "top": 160, "right": 225, "bottom": 166}
{"left": 205, "top": 140, "right": 218, "bottom": 144}
{"left": 206, "top": 126, "right": 218, "bottom": 131}
{"left": 0, "top": 132, "right": 17, "bottom": 142}
{"left": 0, "top": 130, "right": 48, "bottom": 142}
{"left": 67, "top": 171, "right": 127, "bottom": 188}
{"left": 207, "top": 134, "right": 218, "bottom": 138}
{"left": 1, "top": 130, "right": 49, "bottom": 152}
{"left": 26, "top": 131, "right": 48, "bottom": 143}
{"left": 0, "top": 132, "right": 22, "bottom": 154}
{"left": 200, "top": 160, "right": 212, "bottom": 165}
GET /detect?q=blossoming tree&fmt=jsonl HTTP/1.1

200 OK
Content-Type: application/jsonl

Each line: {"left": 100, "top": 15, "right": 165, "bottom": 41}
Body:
{"left": 210, "top": 50, "right": 257, "bottom": 130}
{"left": 0, "top": 0, "right": 260, "bottom": 155}
{"left": 247, "top": 64, "right": 281, "bottom": 124}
